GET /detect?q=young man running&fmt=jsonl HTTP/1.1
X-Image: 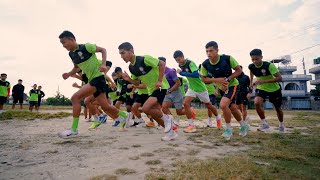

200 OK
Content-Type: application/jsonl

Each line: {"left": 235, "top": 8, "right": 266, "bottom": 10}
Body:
{"left": 174, "top": 50, "right": 221, "bottom": 133}
{"left": 159, "top": 57, "right": 185, "bottom": 130}
{"left": 58, "top": 30, "right": 129, "bottom": 138}
{"left": 118, "top": 42, "right": 177, "bottom": 141}
{"left": 236, "top": 66, "right": 251, "bottom": 122}
{"left": 12, "top": 79, "right": 24, "bottom": 109}
{"left": 200, "top": 41, "right": 249, "bottom": 140}
{"left": 248, "top": 49, "right": 284, "bottom": 133}
{"left": 0, "top": 73, "right": 10, "bottom": 113}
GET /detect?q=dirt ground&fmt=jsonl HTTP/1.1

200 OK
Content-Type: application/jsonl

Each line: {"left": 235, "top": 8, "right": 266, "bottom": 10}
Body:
{"left": 0, "top": 111, "right": 294, "bottom": 180}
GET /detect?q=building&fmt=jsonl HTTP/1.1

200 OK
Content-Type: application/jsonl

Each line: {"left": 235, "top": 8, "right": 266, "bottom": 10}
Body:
{"left": 309, "top": 57, "right": 320, "bottom": 88}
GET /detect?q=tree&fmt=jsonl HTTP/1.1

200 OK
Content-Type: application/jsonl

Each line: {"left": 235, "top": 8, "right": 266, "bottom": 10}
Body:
{"left": 46, "top": 90, "right": 72, "bottom": 106}
{"left": 310, "top": 85, "right": 320, "bottom": 96}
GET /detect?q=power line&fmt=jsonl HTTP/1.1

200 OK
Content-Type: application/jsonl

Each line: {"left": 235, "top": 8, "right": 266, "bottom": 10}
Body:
{"left": 275, "top": 43, "right": 320, "bottom": 58}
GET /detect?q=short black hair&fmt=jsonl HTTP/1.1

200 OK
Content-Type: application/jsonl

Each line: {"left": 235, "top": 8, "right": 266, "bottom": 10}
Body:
{"left": 205, "top": 41, "right": 218, "bottom": 49}
{"left": 18, "top": 79, "right": 22, "bottom": 81}
{"left": 118, "top": 42, "right": 134, "bottom": 51}
{"left": 38, "top": 86, "right": 42, "bottom": 88}
{"left": 111, "top": 72, "right": 116, "bottom": 77}
{"left": 114, "top": 67, "right": 122, "bottom": 73}
{"left": 158, "top": 57, "right": 166, "bottom": 62}
{"left": 59, "top": 30, "right": 76, "bottom": 41}
{"left": 250, "top": 49, "right": 262, "bottom": 56}
{"left": 173, "top": 50, "right": 184, "bottom": 59}
{"left": 1, "top": 73, "right": 7, "bottom": 76}
{"left": 239, "top": 65, "right": 243, "bottom": 69}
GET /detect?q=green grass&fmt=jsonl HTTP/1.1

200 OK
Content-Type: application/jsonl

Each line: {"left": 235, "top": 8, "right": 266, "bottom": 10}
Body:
{"left": 146, "top": 110, "right": 320, "bottom": 179}
{"left": 4, "top": 105, "right": 72, "bottom": 110}
{"left": 0, "top": 110, "right": 71, "bottom": 120}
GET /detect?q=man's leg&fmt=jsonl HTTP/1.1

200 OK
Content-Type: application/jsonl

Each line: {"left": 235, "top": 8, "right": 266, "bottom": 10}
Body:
{"left": 254, "top": 96, "right": 270, "bottom": 131}
{"left": 142, "top": 97, "right": 164, "bottom": 127}
{"left": 12, "top": 103, "right": 16, "bottom": 109}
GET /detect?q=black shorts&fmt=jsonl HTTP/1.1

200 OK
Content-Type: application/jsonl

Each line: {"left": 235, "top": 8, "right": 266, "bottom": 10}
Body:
{"left": 256, "top": 88, "right": 282, "bottom": 108}
{"left": 0, "top": 96, "right": 7, "bottom": 105}
{"left": 89, "top": 75, "right": 109, "bottom": 98}
{"left": 220, "top": 86, "right": 239, "bottom": 105}
{"left": 118, "top": 95, "right": 126, "bottom": 103}
{"left": 150, "top": 89, "right": 167, "bottom": 105}
{"left": 209, "top": 94, "right": 216, "bottom": 105}
{"left": 236, "top": 92, "right": 249, "bottom": 105}
{"left": 13, "top": 96, "right": 23, "bottom": 104}
{"left": 125, "top": 94, "right": 136, "bottom": 106}
{"left": 29, "top": 101, "right": 38, "bottom": 106}
{"left": 134, "top": 94, "right": 149, "bottom": 105}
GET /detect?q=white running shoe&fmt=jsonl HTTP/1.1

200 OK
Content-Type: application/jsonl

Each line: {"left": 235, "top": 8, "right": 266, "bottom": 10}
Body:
{"left": 161, "top": 130, "right": 178, "bottom": 141}
{"left": 207, "top": 119, "right": 213, "bottom": 128}
{"left": 164, "top": 115, "right": 173, "bottom": 133}
{"left": 58, "top": 129, "right": 78, "bottom": 139}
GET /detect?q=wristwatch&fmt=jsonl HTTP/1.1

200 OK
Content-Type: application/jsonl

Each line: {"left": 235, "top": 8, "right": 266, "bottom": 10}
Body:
{"left": 225, "top": 77, "right": 230, "bottom": 82}
{"left": 168, "top": 89, "right": 172, "bottom": 93}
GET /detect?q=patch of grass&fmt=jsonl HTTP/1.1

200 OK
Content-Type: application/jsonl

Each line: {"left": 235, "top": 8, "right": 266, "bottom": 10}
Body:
{"left": 145, "top": 160, "right": 161, "bottom": 165}
{"left": 114, "top": 168, "right": 136, "bottom": 175}
{"left": 167, "top": 143, "right": 179, "bottom": 147}
{"left": 148, "top": 111, "right": 320, "bottom": 179}
{"left": 90, "top": 174, "right": 118, "bottom": 180}
{"left": 145, "top": 172, "right": 168, "bottom": 180}
{"left": 0, "top": 110, "right": 71, "bottom": 120}
{"left": 132, "top": 144, "right": 141, "bottom": 148}
{"left": 140, "top": 153, "right": 154, "bottom": 157}
{"left": 129, "top": 156, "right": 140, "bottom": 160}
{"left": 119, "top": 147, "right": 129, "bottom": 150}
{"left": 153, "top": 147, "right": 174, "bottom": 153}
{"left": 186, "top": 149, "right": 201, "bottom": 156}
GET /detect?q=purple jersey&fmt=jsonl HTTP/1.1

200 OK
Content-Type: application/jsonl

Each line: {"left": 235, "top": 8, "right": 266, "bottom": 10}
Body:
{"left": 165, "top": 67, "right": 178, "bottom": 88}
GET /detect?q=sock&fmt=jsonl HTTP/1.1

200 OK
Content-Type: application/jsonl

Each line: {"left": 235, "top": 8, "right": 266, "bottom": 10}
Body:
{"left": 162, "top": 114, "right": 168, "bottom": 121}
{"left": 118, "top": 110, "right": 127, "bottom": 118}
{"left": 226, "top": 123, "right": 232, "bottom": 129}
{"left": 101, "top": 112, "right": 106, "bottom": 116}
{"left": 93, "top": 114, "right": 99, "bottom": 121}
{"left": 216, "top": 115, "right": 221, "bottom": 121}
{"left": 176, "top": 116, "right": 180, "bottom": 121}
{"left": 115, "top": 115, "right": 125, "bottom": 122}
{"left": 71, "top": 117, "right": 79, "bottom": 132}
{"left": 208, "top": 117, "right": 212, "bottom": 122}
{"left": 138, "top": 118, "right": 144, "bottom": 123}
{"left": 261, "top": 119, "right": 267, "bottom": 125}
{"left": 239, "top": 120, "right": 245, "bottom": 126}
{"left": 188, "top": 119, "right": 194, "bottom": 125}
{"left": 279, "top": 122, "right": 284, "bottom": 127}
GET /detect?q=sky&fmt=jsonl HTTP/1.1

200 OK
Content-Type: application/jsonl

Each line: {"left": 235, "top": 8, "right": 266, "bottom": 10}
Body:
{"left": 1, "top": 0, "right": 320, "bottom": 98}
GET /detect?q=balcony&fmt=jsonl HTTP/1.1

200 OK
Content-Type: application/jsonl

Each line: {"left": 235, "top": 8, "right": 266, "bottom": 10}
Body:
{"left": 278, "top": 66, "right": 297, "bottom": 72}
{"left": 281, "top": 75, "right": 312, "bottom": 81}
{"left": 310, "top": 79, "right": 320, "bottom": 85}
{"left": 282, "top": 90, "right": 306, "bottom": 97}
{"left": 309, "top": 65, "right": 320, "bottom": 74}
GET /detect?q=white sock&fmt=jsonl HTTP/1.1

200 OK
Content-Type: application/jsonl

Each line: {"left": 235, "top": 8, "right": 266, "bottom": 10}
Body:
{"left": 139, "top": 118, "right": 144, "bottom": 123}
{"left": 115, "top": 115, "right": 125, "bottom": 122}
{"left": 239, "top": 120, "right": 245, "bottom": 126}
{"left": 216, "top": 115, "right": 221, "bottom": 121}
{"left": 176, "top": 116, "right": 180, "bottom": 121}
{"left": 261, "top": 119, "right": 267, "bottom": 125}
{"left": 226, "top": 123, "right": 232, "bottom": 129}
{"left": 188, "top": 119, "right": 194, "bottom": 125}
{"left": 208, "top": 117, "right": 212, "bottom": 122}
{"left": 93, "top": 114, "right": 99, "bottom": 121}
{"left": 279, "top": 122, "right": 284, "bottom": 127}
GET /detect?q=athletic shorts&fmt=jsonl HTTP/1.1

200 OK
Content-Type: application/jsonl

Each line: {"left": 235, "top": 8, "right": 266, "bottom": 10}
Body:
{"left": 29, "top": 101, "right": 38, "bottom": 106}
{"left": 0, "top": 96, "right": 7, "bottom": 105}
{"left": 220, "top": 86, "right": 239, "bottom": 106}
{"left": 236, "top": 92, "right": 249, "bottom": 105}
{"left": 125, "top": 94, "right": 136, "bottom": 106}
{"left": 37, "top": 100, "right": 42, "bottom": 107}
{"left": 256, "top": 88, "right": 282, "bottom": 108}
{"left": 89, "top": 75, "right": 109, "bottom": 98}
{"left": 13, "top": 96, "right": 23, "bottom": 104}
{"left": 186, "top": 89, "right": 210, "bottom": 103}
{"left": 209, "top": 94, "right": 217, "bottom": 105}
{"left": 150, "top": 89, "right": 167, "bottom": 105}
{"left": 134, "top": 94, "right": 149, "bottom": 105}
{"left": 163, "top": 89, "right": 183, "bottom": 109}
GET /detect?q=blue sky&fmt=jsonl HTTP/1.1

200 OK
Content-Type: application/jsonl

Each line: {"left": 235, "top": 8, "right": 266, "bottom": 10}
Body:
{"left": 1, "top": 0, "right": 319, "bottom": 98}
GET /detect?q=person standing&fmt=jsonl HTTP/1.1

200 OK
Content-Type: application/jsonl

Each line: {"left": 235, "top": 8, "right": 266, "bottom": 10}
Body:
{"left": 37, "top": 85, "right": 45, "bottom": 111}
{"left": 12, "top": 79, "right": 25, "bottom": 109}
{"left": 0, "top": 73, "right": 10, "bottom": 113}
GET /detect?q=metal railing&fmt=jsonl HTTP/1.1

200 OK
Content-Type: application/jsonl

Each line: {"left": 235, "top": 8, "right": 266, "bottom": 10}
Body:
{"left": 282, "top": 90, "right": 306, "bottom": 97}
{"left": 310, "top": 79, "right": 320, "bottom": 85}
{"left": 309, "top": 66, "right": 320, "bottom": 74}
{"left": 281, "top": 75, "right": 312, "bottom": 81}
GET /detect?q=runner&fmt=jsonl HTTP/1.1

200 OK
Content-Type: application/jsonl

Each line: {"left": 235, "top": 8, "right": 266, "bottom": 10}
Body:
{"left": 248, "top": 49, "right": 284, "bottom": 133}
{"left": 200, "top": 41, "right": 249, "bottom": 140}
{"left": 118, "top": 42, "right": 177, "bottom": 141}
